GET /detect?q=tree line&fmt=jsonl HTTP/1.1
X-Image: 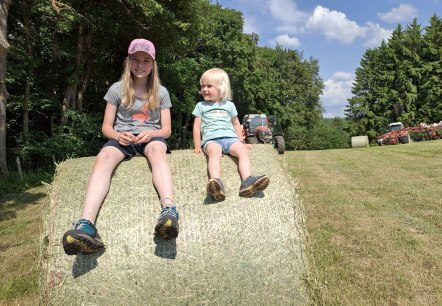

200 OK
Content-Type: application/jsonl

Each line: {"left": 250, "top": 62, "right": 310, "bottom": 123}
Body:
{"left": 1, "top": 0, "right": 338, "bottom": 175}
{"left": 347, "top": 15, "right": 442, "bottom": 140}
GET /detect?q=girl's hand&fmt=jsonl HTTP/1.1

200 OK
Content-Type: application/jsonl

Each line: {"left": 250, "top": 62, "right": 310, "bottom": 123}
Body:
{"left": 134, "top": 131, "right": 152, "bottom": 144}
{"left": 118, "top": 132, "right": 136, "bottom": 145}
{"left": 193, "top": 147, "right": 203, "bottom": 154}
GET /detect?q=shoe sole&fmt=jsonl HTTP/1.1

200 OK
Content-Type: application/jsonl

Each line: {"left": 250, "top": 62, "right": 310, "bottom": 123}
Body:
{"left": 239, "top": 176, "right": 270, "bottom": 197}
{"left": 154, "top": 217, "right": 179, "bottom": 240}
{"left": 62, "top": 231, "right": 104, "bottom": 255}
{"left": 207, "top": 179, "right": 226, "bottom": 201}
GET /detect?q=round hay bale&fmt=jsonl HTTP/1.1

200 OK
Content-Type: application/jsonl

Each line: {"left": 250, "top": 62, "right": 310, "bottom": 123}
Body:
{"left": 351, "top": 135, "right": 369, "bottom": 148}
{"left": 40, "top": 145, "right": 309, "bottom": 305}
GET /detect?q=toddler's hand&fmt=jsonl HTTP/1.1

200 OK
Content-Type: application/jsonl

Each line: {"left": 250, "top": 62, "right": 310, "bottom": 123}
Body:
{"left": 193, "top": 147, "right": 203, "bottom": 154}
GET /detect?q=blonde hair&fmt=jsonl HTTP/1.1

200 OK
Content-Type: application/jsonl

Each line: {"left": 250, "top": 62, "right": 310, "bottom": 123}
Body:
{"left": 120, "top": 57, "right": 161, "bottom": 110}
{"left": 200, "top": 68, "right": 232, "bottom": 101}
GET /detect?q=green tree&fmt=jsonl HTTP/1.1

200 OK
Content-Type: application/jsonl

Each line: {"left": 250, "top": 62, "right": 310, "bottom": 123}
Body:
{"left": 347, "top": 42, "right": 399, "bottom": 138}
{"left": 347, "top": 16, "right": 442, "bottom": 140}
{"left": 250, "top": 46, "right": 323, "bottom": 150}
{"left": 419, "top": 14, "right": 442, "bottom": 123}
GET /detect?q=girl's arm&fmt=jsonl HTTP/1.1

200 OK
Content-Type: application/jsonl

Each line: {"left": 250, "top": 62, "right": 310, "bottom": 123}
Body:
{"left": 102, "top": 102, "right": 118, "bottom": 139}
{"left": 134, "top": 108, "right": 171, "bottom": 143}
{"left": 102, "top": 102, "right": 135, "bottom": 145}
{"left": 193, "top": 117, "right": 203, "bottom": 153}
{"left": 232, "top": 116, "right": 250, "bottom": 148}
{"left": 232, "top": 116, "right": 244, "bottom": 141}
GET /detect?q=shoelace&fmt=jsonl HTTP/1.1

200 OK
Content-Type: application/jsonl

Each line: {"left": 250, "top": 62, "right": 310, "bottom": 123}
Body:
{"left": 72, "top": 220, "right": 81, "bottom": 229}
{"left": 159, "top": 206, "right": 179, "bottom": 220}
{"left": 72, "top": 219, "right": 95, "bottom": 235}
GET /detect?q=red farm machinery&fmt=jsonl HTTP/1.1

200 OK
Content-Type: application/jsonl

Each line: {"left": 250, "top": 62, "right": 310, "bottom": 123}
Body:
{"left": 376, "top": 121, "right": 442, "bottom": 145}
{"left": 242, "top": 114, "right": 286, "bottom": 154}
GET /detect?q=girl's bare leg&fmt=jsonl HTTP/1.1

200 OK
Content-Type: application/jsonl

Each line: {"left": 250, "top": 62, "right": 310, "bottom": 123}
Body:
{"left": 205, "top": 143, "right": 223, "bottom": 179}
{"left": 145, "top": 141, "right": 173, "bottom": 207}
{"left": 228, "top": 141, "right": 251, "bottom": 181}
{"left": 81, "top": 146, "right": 125, "bottom": 222}
{"left": 146, "top": 141, "right": 179, "bottom": 239}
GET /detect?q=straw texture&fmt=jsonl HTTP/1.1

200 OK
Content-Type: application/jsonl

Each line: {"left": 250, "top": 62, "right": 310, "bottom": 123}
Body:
{"left": 41, "top": 144, "right": 309, "bottom": 305}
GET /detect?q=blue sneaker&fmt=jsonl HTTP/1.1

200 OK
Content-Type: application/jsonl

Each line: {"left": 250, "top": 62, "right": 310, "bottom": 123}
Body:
{"left": 239, "top": 175, "right": 270, "bottom": 197}
{"left": 154, "top": 206, "right": 179, "bottom": 239}
{"left": 62, "top": 219, "right": 104, "bottom": 255}
{"left": 207, "top": 178, "right": 226, "bottom": 201}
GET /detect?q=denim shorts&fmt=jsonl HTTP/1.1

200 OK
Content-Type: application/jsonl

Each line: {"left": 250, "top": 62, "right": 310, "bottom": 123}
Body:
{"left": 103, "top": 137, "right": 171, "bottom": 161}
{"left": 203, "top": 137, "right": 239, "bottom": 155}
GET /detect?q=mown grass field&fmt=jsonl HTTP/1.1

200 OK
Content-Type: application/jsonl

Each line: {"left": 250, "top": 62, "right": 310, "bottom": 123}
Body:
{"left": 0, "top": 185, "right": 46, "bottom": 306}
{"left": 287, "top": 140, "right": 442, "bottom": 305}
{"left": 1, "top": 140, "right": 441, "bottom": 305}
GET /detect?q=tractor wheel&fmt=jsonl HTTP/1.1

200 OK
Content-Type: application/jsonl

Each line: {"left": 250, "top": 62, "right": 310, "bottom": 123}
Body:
{"left": 399, "top": 135, "right": 410, "bottom": 144}
{"left": 274, "top": 136, "right": 285, "bottom": 154}
{"left": 246, "top": 135, "right": 258, "bottom": 144}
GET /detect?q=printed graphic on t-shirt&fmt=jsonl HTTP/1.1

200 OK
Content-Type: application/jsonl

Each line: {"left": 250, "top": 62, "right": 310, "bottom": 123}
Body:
{"left": 209, "top": 109, "right": 230, "bottom": 119}
{"left": 132, "top": 103, "right": 150, "bottom": 121}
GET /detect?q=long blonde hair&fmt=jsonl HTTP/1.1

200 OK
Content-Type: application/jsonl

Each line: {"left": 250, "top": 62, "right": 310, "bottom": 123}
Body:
{"left": 120, "top": 57, "right": 161, "bottom": 110}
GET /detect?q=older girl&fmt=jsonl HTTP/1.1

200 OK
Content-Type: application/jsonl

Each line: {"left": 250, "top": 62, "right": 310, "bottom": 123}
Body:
{"left": 62, "top": 39, "right": 178, "bottom": 255}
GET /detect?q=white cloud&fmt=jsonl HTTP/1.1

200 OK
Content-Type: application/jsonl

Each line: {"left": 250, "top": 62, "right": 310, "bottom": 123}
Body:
{"left": 305, "top": 6, "right": 367, "bottom": 44}
{"left": 364, "top": 22, "right": 393, "bottom": 47}
{"left": 301, "top": 5, "right": 392, "bottom": 47}
{"left": 321, "top": 72, "right": 354, "bottom": 117}
{"left": 271, "top": 34, "right": 300, "bottom": 48}
{"left": 378, "top": 4, "right": 418, "bottom": 23}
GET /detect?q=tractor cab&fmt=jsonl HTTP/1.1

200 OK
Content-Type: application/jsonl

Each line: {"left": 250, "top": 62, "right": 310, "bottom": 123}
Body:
{"left": 244, "top": 114, "right": 268, "bottom": 135}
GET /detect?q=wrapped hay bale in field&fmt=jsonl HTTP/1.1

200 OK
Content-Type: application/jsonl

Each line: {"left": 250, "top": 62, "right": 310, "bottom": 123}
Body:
{"left": 351, "top": 135, "right": 369, "bottom": 148}
{"left": 41, "top": 145, "right": 309, "bottom": 305}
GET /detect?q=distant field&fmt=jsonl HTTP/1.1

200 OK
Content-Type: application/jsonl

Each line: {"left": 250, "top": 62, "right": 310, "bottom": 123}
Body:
{"left": 287, "top": 140, "right": 442, "bottom": 305}
{"left": 1, "top": 141, "right": 442, "bottom": 305}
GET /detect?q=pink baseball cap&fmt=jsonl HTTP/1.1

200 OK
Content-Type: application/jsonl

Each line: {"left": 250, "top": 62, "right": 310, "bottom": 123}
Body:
{"left": 128, "top": 38, "right": 156, "bottom": 60}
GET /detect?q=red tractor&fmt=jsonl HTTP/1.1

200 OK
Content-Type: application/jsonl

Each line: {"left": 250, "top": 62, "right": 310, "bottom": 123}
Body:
{"left": 242, "top": 114, "right": 286, "bottom": 154}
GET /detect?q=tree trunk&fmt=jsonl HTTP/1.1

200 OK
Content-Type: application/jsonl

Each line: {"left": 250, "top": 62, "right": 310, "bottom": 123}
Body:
{"left": 76, "top": 28, "right": 92, "bottom": 113}
{"left": 0, "top": 0, "right": 12, "bottom": 176}
{"left": 60, "top": 85, "right": 75, "bottom": 128}
{"left": 172, "top": 111, "right": 182, "bottom": 149}
{"left": 22, "top": 0, "right": 33, "bottom": 134}
{"left": 180, "top": 113, "right": 190, "bottom": 149}
{"left": 60, "top": 24, "right": 89, "bottom": 126}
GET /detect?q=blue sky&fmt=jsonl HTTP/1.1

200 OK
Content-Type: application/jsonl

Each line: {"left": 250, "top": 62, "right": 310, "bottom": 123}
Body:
{"left": 214, "top": 0, "right": 441, "bottom": 117}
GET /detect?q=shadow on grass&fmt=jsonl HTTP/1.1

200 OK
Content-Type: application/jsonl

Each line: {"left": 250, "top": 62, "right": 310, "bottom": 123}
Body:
{"left": 0, "top": 171, "right": 52, "bottom": 222}
{"left": 0, "top": 189, "right": 47, "bottom": 222}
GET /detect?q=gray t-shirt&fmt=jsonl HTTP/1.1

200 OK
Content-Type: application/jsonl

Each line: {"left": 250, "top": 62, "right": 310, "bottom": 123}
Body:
{"left": 192, "top": 100, "right": 238, "bottom": 146}
{"left": 103, "top": 81, "right": 172, "bottom": 134}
